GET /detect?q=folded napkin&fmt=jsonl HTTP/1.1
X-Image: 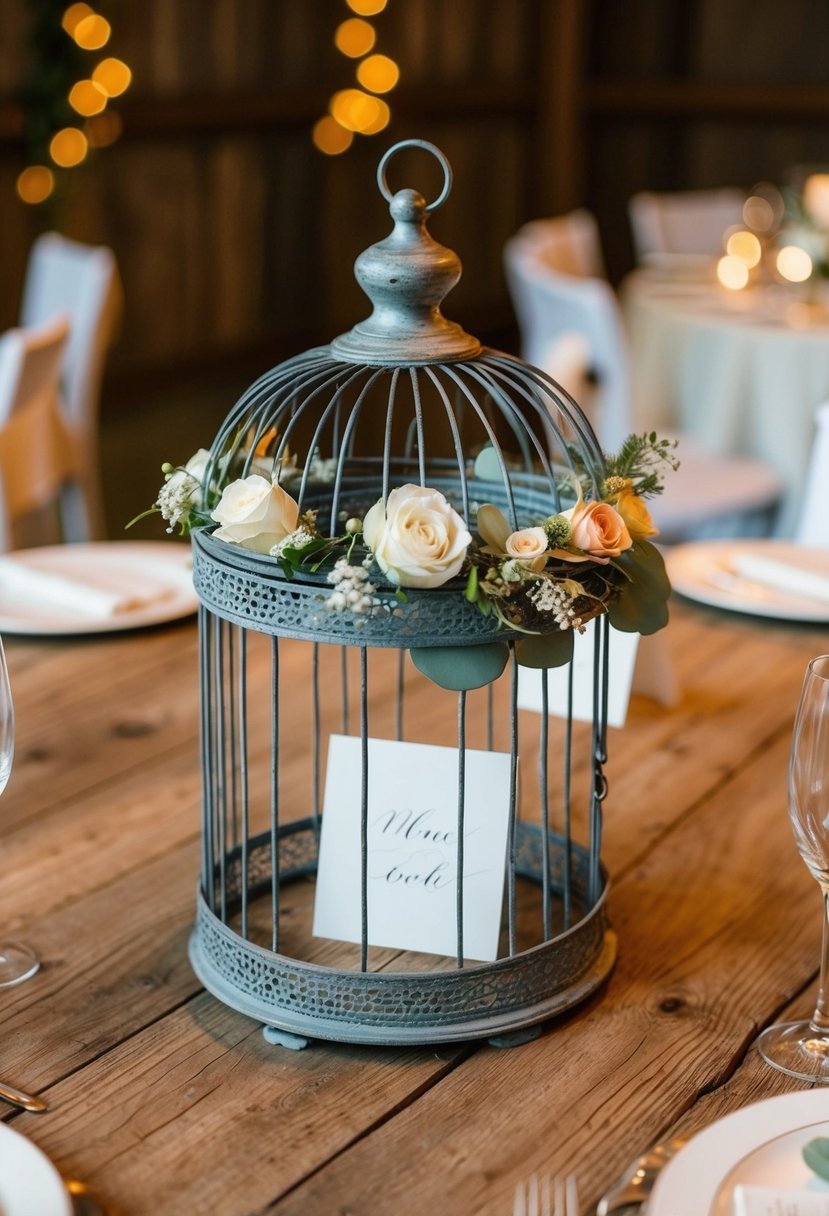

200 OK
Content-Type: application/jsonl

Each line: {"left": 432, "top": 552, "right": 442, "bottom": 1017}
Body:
{"left": 734, "top": 1185, "right": 829, "bottom": 1214}
{"left": 730, "top": 552, "right": 829, "bottom": 606}
{"left": 0, "top": 555, "right": 173, "bottom": 618}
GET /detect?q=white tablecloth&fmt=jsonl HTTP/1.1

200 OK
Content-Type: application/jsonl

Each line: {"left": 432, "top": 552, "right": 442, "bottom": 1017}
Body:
{"left": 623, "top": 269, "right": 829, "bottom": 535}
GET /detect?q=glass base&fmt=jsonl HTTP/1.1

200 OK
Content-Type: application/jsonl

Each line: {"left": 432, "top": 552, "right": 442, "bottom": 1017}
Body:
{"left": 758, "top": 1020, "right": 829, "bottom": 1082}
{"left": 0, "top": 942, "right": 39, "bottom": 988}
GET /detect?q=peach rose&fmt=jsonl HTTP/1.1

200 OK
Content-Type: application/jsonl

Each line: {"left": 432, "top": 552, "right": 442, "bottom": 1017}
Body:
{"left": 566, "top": 499, "right": 632, "bottom": 562}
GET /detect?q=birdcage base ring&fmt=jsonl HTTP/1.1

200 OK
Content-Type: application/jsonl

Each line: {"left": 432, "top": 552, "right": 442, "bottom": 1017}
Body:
{"left": 188, "top": 822, "right": 617, "bottom": 1047}
{"left": 189, "top": 917, "right": 617, "bottom": 1047}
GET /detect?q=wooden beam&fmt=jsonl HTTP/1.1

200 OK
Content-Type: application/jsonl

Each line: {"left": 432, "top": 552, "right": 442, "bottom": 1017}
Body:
{"left": 533, "top": 0, "right": 589, "bottom": 215}
{"left": 588, "top": 78, "right": 829, "bottom": 120}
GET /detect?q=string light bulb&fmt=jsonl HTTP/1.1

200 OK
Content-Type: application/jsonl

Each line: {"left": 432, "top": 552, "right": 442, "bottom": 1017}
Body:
{"left": 69, "top": 79, "right": 108, "bottom": 116}
{"left": 61, "top": 3, "right": 92, "bottom": 35}
{"left": 92, "top": 57, "right": 132, "bottom": 97}
{"left": 346, "top": 0, "right": 387, "bottom": 13}
{"left": 49, "top": 126, "right": 88, "bottom": 167}
{"left": 334, "top": 18, "right": 376, "bottom": 58}
{"left": 312, "top": 116, "right": 354, "bottom": 156}
{"left": 16, "top": 165, "right": 55, "bottom": 205}
{"left": 72, "top": 13, "right": 111, "bottom": 50}
{"left": 356, "top": 54, "right": 399, "bottom": 94}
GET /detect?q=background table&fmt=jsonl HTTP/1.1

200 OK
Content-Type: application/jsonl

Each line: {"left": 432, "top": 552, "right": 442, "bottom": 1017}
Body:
{"left": 623, "top": 269, "right": 829, "bottom": 535}
{"left": 2, "top": 603, "right": 825, "bottom": 1215}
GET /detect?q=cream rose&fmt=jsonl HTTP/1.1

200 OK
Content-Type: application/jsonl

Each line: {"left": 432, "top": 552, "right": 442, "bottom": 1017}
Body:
{"left": 565, "top": 499, "right": 632, "bottom": 562}
{"left": 505, "top": 526, "right": 548, "bottom": 572}
{"left": 363, "top": 484, "right": 471, "bottom": 589}
{"left": 611, "top": 480, "right": 659, "bottom": 541}
{"left": 211, "top": 475, "right": 299, "bottom": 554}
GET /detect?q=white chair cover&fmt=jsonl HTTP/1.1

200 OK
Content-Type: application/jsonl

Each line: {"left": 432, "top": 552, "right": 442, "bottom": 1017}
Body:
{"left": 0, "top": 316, "right": 72, "bottom": 552}
{"left": 628, "top": 188, "right": 746, "bottom": 261}
{"left": 795, "top": 401, "right": 829, "bottom": 548}
{"left": 20, "top": 232, "right": 120, "bottom": 540}
{"left": 503, "top": 211, "right": 783, "bottom": 542}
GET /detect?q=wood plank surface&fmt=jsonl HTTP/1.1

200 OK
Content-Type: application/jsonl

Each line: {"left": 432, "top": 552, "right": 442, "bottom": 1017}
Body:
{"left": 2, "top": 601, "right": 827, "bottom": 1215}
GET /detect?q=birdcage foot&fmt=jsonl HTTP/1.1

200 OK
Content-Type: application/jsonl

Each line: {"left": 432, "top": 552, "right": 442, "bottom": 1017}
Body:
{"left": 488, "top": 1025, "right": 543, "bottom": 1049}
{"left": 262, "top": 1025, "right": 310, "bottom": 1050}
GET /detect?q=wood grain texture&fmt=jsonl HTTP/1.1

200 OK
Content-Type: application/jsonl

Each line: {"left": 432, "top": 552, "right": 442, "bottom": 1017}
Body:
{"left": 1, "top": 601, "right": 826, "bottom": 1214}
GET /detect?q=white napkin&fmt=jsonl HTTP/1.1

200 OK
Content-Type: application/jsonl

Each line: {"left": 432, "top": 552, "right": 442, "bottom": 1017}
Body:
{"left": 734, "top": 1184, "right": 829, "bottom": 1214}
{"left": 0, "top": 556, "right": 173, "bottom": 618}
{"left": 729, "top": 553, "right": 829, "bottom": 606}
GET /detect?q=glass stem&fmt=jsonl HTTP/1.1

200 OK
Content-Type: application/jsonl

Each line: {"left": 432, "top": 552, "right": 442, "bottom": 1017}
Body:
{"left": 810, "top": 888, "right": 829, "bottom": 1033}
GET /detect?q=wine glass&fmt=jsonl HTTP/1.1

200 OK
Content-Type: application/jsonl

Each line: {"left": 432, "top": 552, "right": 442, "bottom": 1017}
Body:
{"left": 0, "top": 635, "right": 39, "bottom": 987}
{"left": 758, "top": 653, "right": 829, "bottom": 1081}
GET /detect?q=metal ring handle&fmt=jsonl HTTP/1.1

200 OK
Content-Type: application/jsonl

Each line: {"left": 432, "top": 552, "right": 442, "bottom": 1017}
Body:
{"left": 377, "top": 139, "right": 453, "bottom": 213}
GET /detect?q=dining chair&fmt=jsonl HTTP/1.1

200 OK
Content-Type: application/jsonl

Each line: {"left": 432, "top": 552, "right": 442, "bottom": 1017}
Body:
{"left": 503, "top": 212, "right": 783, "bottom": 542}
{"left": 20, "top": 232, "right": 121, "bottom": 541}
{"left": 628, "top": 187, "right": 746, "bottom": 261}
{"left": 0, "top": 316, "right": 73, "bottom": 552}
{"left": 795, "top": 400, "right": 829, "bottom": 547}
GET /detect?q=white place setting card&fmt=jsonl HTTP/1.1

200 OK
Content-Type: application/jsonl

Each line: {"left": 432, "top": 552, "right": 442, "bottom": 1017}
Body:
{"left": 517, "top": 618, "right": 640, "bottom": 728}
{"left": 313, "top": 734, "right": 513, "bottom": 962}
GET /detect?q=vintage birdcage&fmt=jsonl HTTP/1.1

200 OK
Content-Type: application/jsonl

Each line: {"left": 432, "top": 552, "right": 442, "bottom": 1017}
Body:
{"left": 188, "top": 140, "right": 624, "bottom": 1048}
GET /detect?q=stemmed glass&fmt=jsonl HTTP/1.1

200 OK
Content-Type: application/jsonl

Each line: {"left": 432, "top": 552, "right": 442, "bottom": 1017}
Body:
{"left": 0, "top": 635, "right": 39, "bottom": 986}
{"left": 759, "top": 653, "right": 829, "bottom": 1081}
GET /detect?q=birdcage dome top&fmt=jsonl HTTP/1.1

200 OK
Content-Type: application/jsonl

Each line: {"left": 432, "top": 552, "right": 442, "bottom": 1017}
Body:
{"left": 186, "top": 140, "right": 670, "bottom": 663}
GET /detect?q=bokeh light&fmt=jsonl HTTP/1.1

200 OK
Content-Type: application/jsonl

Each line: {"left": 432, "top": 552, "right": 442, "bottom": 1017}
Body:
{"left": 69, "top": 79, "right": 108, "bottom": 116}
{"left": 312, "top": 116, "right": 354, "bottom": 156}
{"left": 16, "top": 165, "right": 55, "bottom": 205}
{"left": 777, "top": 245, "right": 813, "bottom": 283}
{"left": 743, "top": 195, "right": 775, "bottom": 233}
{"left": 347, "top": 0, "right": 387, "bottom": 12}
{"left": 92, "top": 57, "right": 132, "bottom": 97}
{"left": 334, "top": 18, "right": 376, "bottom": 58}
{"left": 360, "top": 97, "right": 390, "bottom": 134}
{"left": 356, "top": 54, "right": 399, "bottom": 94}
{"left": 330, "top": 88, "right": 384, "bottom": 133}
{"left": 725, "top": 230, "right": 762, "bottom": 268}
{"left": 73, "top": 13, "right": 111, "bottom": 50}
{"left": 716, "top": 255, "right": 750, "bottom": 290}
{"left": 803, "top": 174, "right": 829, "bottom": 230}
{"left": 85, "top": 111, "right": 123, "bottom": 147}
{"left": 49, "top": 127, "right": 88, "bottom": 167}
{"left": 61, "top": 3, "right": 92, "bottom": 35}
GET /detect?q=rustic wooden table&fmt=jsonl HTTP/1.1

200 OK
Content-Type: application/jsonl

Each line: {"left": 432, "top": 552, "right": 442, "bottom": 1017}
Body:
{"left": 2, "top": 599, "right": 826, "bottom": 1215}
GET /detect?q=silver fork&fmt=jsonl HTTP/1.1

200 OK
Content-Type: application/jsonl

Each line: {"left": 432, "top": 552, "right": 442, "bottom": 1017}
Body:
{"left": 513, "top": 1173, "right": 579, "bottom": 1216}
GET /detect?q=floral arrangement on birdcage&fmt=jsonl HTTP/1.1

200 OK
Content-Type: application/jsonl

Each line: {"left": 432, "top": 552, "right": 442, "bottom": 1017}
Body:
{"left": 133, "top": 429, "right": 676, "bottom": 645}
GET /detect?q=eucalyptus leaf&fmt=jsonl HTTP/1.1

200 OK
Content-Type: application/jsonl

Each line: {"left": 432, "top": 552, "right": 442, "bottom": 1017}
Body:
{"left": 473, "top": 445, "right": 504, "bottom": 482}
{"left": 410, "top": 643, "right": 509, "bottom": 691}
{"left": 803, "top": 1137, "right": 829, "bottom": 1183}
{"left": 515, "top": 630, "right": 574, "bottom": 669}
{"left": 607, "top": 540, "right": 671, "bottom": 635}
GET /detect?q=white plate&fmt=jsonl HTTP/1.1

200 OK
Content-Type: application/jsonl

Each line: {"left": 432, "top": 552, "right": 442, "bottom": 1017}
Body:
{"left": 666, "top": 539, "right": 829, "bottom": 622}
{"left": 0, "top": 1120, "right": 71, "bottom": 1216}
{"left": 649, "top": 1090, "right": 829, "bottom": 1216}
{"left": 0, "top": 541, "right": 198, "bottom": 635}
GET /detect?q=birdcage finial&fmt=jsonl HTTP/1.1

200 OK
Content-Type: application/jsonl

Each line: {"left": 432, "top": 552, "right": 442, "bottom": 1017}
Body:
{"left": 331, "top": 139, "right": 481, "bottom": 365}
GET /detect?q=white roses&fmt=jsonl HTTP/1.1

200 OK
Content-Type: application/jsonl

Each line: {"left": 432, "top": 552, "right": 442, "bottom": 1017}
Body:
{"left": 362, "top": 484, "right": 471, "bottom": 589}
{"left": 211, "top": 475, "right": 299, "bottom": 554}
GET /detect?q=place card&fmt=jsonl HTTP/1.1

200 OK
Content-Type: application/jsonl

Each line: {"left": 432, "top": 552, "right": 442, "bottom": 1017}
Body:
{"left": 312, "top": 734, "right": 512, "bottom": 962}
{"left": 734, "top": 1186, "right": 829, "bottom": 1216}
{"left": 516, "top": 618, "right": 640, "bottom": 728}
